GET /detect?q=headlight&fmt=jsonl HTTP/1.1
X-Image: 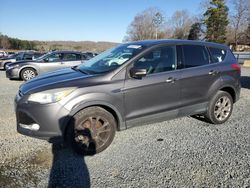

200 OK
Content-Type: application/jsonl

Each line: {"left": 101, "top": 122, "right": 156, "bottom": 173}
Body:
{"left": 27, "top": 88, "right": 75, "bottom": 104}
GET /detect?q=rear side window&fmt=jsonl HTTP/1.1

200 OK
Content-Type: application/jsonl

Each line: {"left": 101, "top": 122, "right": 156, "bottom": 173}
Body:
{"left": 182, "top": 45, "right": 209, "bottom": 68}
{"left": 209, "top": 47, "right": 227, "bottom": 63}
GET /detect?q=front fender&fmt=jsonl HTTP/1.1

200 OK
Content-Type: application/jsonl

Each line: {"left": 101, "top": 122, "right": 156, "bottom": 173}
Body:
{"left": 18, "top": 65, "right": 39, "bottom": 76}
{"left": 60, "top": 92, "right": 125, "bottom": 133}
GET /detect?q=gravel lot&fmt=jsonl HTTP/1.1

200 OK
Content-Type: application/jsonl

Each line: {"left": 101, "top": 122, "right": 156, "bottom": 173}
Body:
{"left": 0, "top": 68, "right": 250, "bottom": 188}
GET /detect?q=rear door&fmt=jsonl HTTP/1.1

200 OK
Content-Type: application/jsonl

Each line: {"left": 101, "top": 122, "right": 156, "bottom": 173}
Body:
{"left": 178, "top": 45, "right": 220, "bottom": 114}
{"left": 124, "top": 45, "right": 181, "bottom": 126}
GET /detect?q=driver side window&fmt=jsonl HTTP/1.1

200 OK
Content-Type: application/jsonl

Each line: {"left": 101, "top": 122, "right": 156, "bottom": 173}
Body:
{"left": 133, "top": 46, "right": 176, "bottom": 75}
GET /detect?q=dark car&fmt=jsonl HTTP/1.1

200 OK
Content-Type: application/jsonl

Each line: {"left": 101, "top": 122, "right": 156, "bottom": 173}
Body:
{"left": 83, "top": 51, "right": 98, "bottom": 59}
{"left": 0, "top": 51, "right": 43, "bottom": 70}
{"left": 6, "top": 51, "right": 87, "bottom": 81}
{"left": 15, "top": 40, "right": 241, "bottom": 155}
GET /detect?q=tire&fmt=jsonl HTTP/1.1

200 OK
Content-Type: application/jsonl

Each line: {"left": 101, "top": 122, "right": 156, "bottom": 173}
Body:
{"left": 3, "top": 63, "right": 8, "bottom": 70}
{"left": 205, "top": 91, "right": 233, "bottom": 124}
{"left": 21, "top": 68, "right": 37, "bottom": 81}
{"left": 66, "top": 107, "right": 116, "bottom": 155}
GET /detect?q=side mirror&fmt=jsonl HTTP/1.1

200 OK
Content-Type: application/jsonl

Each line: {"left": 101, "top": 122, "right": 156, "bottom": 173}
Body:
{"left": 130, "top": 67, "right": 147, "bottom": 78}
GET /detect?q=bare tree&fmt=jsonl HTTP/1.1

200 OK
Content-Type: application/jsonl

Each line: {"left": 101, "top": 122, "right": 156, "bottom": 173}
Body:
{"left": 170, "top": 10, "right": 194, "bottom": 39}
{"left": 124, "top": 8, "right": 166, "bottom": 41}
{"left": 230, "top": 0, "right": 249, "bottom": 48}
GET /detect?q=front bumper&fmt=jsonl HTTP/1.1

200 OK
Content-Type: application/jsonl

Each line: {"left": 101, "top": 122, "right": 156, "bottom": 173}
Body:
{"left": 6, "top": 68, "right": 20, "bottom": 79}
{"left": 15, "top": 93, "right": 71, "bottom": 142}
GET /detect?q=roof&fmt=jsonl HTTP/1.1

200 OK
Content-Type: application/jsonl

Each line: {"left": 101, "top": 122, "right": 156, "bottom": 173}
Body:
{"left": 124, "top": 39, "right": 228, "bottom": 49}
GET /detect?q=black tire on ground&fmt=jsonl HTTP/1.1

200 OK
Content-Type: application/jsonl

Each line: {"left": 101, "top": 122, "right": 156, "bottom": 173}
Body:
{"left": 20, "top": 68, "right": 37, "bottom": 81}
{"left": 205, "top": 91, "right": 233, "bottom": 124}
{"left": 66, "top": 107, "right": 116, "bottom": 155}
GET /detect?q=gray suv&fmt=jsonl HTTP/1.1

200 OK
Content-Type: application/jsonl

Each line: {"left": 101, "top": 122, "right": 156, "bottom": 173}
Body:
{"left": 6, "top": 51, "right": 86, "bottom": 81}
{"left": 15, "top": 40, "right": 241, "bottom": 155}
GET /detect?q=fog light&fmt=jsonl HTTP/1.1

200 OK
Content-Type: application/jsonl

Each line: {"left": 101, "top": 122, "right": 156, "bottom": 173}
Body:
{"left": 19, "top": 123, "right": 40, "bottom": 131}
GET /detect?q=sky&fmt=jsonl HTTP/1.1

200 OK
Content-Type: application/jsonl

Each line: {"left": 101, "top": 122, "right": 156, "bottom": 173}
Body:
{"left": 0, "top": 0, "right": 229, "bottom": 43}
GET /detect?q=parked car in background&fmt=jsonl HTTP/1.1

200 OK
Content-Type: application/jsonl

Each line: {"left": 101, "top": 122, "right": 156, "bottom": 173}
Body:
{"left": 233, "top": 52, "right": 250, "bottom": 64}
{"left": 6, "top": 52, "right": 16, "bottom": 57}
{"left": 15, "top": 40, "right": 241, "bottom": 155}
{"left": 0, "top": 51, "right": 43, "bottom": 70}
{"left": 0, "top": 51, "right": 7, "bottom": 58}
{"left": 81, "top": 53, "right": 92, "bottom": 60}
{"left": 0, "top": 53, "right": 19, "bottom": 70}
{"left": 83, "top": 52, "right": 98, "bottom": 59}
{"left": 108, "top": 53, "right": 132, "bottom": 65}
{"left": 6, "top": 50, "right": 86, "bottom": 81}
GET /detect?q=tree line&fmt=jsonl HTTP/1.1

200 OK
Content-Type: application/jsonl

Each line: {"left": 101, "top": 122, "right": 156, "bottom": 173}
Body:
{"left": 0, "top": 33, "right": 36, "bottom": 50}
{"left": 124, "top": 0, "right": 250, "bottom": 50}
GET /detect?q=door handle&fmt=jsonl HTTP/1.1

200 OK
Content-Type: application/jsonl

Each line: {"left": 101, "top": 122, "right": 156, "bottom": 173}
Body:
{"left": 166, "top": 77, "right": 176, "bottom": 83}
{"left": 208, "top": 70, "right": 219, "bottom": 75}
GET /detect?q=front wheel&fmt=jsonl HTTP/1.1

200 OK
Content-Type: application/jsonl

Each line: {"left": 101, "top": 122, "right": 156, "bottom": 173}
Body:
{"left": 21, "top": 68, "right": 37, "bottom": 81}
{"left": 66, "top": 107, "right": 116, "bottom": 155}
{"left": 205, "top": 91, "right": 233, "bottom": 124}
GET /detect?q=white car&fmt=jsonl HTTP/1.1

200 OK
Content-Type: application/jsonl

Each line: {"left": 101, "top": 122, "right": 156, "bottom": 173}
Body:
{"left": 0, "top": 51, "right": 7, "bottom": 58}
{"left": 108, "top": 53, "right": 132, "bottom": 65}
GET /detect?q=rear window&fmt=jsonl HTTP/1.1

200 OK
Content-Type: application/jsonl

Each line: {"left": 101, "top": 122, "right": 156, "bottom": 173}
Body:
{"left": 182, "top": 45, "right": 209, "bottom": 68}
{"left": 209, "top": 47, "right": 227, "bottom": 63}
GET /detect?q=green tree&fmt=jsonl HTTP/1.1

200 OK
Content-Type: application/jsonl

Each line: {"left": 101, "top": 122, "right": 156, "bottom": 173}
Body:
{"left": 204, "top": 0, "right": 229, "bottom": 43}
{"left": 188, "top": 22, "right": 202, "bottom": 40}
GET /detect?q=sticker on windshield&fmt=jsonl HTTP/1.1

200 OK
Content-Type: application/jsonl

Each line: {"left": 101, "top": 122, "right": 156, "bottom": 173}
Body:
{"left": 127, "top": 45, "right": 142, "bottom": 49}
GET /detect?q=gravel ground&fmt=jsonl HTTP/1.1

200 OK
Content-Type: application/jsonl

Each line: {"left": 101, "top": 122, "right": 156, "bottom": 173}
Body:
{"left": 0, "top": 68, "right": 250, "bottom": 188}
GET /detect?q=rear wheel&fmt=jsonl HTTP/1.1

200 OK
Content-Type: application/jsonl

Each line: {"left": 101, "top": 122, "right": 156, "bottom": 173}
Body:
{"left": 66, "top": 107, "right": 116, "bottom": 155}
{"left": 21, "top": 68, "right": 37, "bottom": 81}
{"left": 205, "top": 91, "right": 233, "bottom": 124}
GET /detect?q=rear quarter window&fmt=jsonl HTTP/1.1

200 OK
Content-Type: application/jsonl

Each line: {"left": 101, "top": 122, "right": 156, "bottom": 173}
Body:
{"left": 208, "top": 47, "right": 227, "bottom": 63}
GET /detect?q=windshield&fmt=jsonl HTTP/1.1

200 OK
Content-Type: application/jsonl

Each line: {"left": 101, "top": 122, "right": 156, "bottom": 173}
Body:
{"left": 78, "top": 44, "right": 145, "bottom": 74}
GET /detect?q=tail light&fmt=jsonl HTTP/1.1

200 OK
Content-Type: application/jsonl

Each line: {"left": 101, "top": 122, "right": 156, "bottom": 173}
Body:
{"left": 231, "top": 63, "right": 241, "bottom": 71}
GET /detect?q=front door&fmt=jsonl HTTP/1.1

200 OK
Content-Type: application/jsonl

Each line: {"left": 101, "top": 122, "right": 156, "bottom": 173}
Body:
{"left": 124, "top": 45, "right": 181, "bottom": 126}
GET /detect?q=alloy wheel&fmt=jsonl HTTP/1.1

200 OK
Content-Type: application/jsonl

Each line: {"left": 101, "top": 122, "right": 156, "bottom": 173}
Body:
{"left": 214, "top": 96, "right": 232, "bottom": 121}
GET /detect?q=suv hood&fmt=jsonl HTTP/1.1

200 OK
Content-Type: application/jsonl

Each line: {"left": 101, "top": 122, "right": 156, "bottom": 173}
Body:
{"left": 20, "top": 68, "right": 93, "bottom": 95}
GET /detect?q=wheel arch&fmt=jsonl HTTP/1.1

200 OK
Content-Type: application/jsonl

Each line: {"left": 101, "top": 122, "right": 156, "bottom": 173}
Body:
{"left": 19, "top": 66, "right": 38, "bottom": 79}
{"left": 219, "top": 86, "right": 236, "bottom": 103}
{"left": 62, "top": 101, "right": 125, "bottom": 140}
